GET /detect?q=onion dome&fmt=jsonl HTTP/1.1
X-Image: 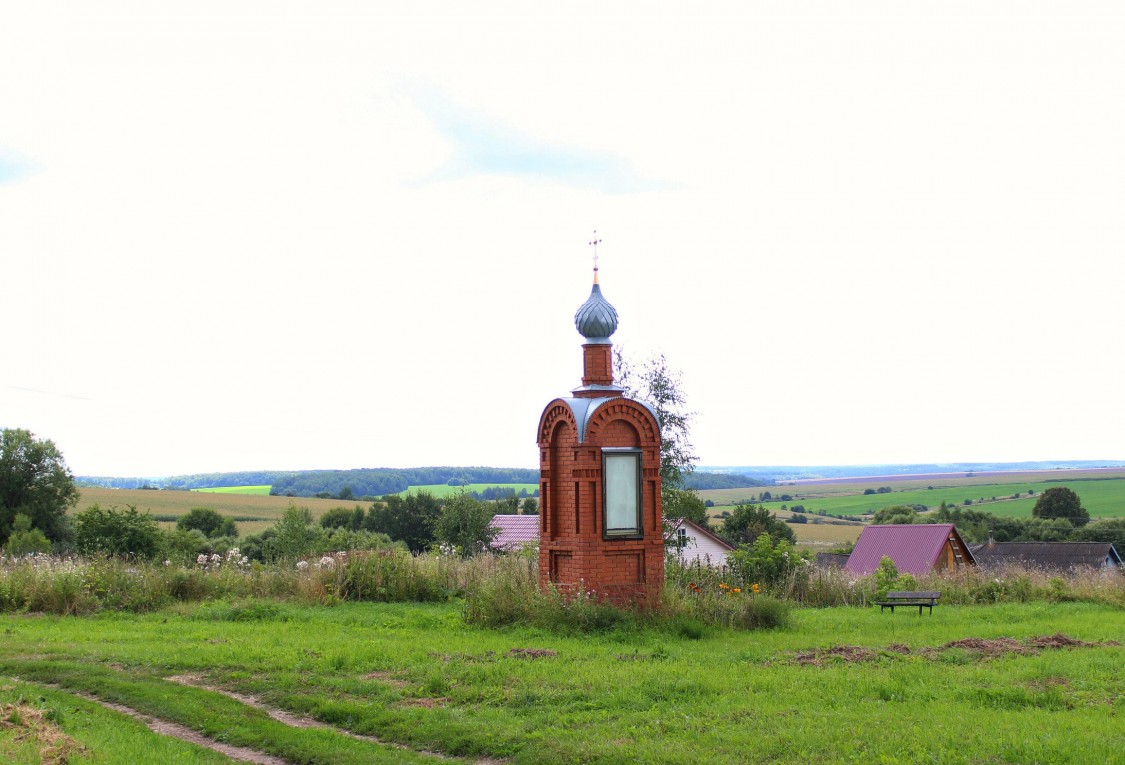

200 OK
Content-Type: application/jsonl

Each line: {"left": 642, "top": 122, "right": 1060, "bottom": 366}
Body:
{"left": 574, "top": 283, "right": 619, "bottom": 343}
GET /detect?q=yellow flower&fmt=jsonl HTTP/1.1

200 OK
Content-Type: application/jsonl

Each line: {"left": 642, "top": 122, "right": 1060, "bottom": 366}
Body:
{"left": 750, "top": 583, "right": 761, "bottom": 594}
{"left": 732, "top": 587, "right": 742, "bottom": 593}
{"left": 719, "top": 582, "right": 729, "bottom": 589}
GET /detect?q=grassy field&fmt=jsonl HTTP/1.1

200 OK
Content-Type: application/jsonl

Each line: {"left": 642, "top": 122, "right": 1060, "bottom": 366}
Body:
{"left": 396, "top": 483, "right": 539, "bottom": 498}
{"left": 700, "top": 473, "right": 1125, "bottom": 520}
{"left": 190, "top": 485, "right": 272, "bottom": 495}
{"left": 1, "top": 600, "right": 1122, "bottom": 763}
{"left": 74, "top": 488, "right": 373, "bottom": 536}
{"left": 782, "top": 519, "right": 863, "bottom": 549}
{"left": 73, "top": 485, "right": 538, "bottom": 536}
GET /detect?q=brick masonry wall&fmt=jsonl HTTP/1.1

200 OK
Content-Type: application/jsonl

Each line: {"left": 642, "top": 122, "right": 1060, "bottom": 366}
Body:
{"left": 580, "top": 344, "right": 613, "bottom": 387}
{"left": 537, "top": 394, "right": 665, "bottom": 605}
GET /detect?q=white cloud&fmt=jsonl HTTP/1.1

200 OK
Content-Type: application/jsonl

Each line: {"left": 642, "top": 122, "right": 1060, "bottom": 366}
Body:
{"left": 1, "top": 1, "right": 1123, "bottom": 476}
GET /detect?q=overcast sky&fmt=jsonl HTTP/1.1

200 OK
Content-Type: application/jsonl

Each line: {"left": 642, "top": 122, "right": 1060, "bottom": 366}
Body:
{"left": 3, "top": 1, "right": 1124, "bottom": 478}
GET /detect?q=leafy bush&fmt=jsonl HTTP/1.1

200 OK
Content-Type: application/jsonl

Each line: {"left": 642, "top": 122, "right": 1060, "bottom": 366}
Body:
{"left": 1032, "top": 487, "right": 1089, "bottom": 527}
{"left": 720, "top": 504, "right": 795, "bottom": 546}
{"left": 71, "top": 505, "right": 163, "bottom": 560}
{"left": 267, "top": 506, "right": 326, "bottom": 561}
{"left": 727, "top": 533, "right": 812, "bottom": 593}
{"left": 365, "top": 492, "right": 442, "bottom": 553}
{"left": 319, "top": 506, "right": 366, "bottom": 530}
{"left": 176, "top": 508, "right": 228, "bottom": 538}
{"left": 433, "top": 491, "right": 498, "bottom": 557}
{"left": 871, "top": 506, "right": 921, "bottom": 525}
{"left": 1070, "top": 518, "right": 1125, "bottom": 548}
{"left": 869, "top": 556, "right": 917, "bottom": 601}
{"left": 3, "top": 514, "right": 51, "bottom": 556}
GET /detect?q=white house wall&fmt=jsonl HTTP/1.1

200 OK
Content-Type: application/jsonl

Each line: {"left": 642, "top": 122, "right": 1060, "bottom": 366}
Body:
{"left": 675, "top": 532, "right": 731, "bottom": 568}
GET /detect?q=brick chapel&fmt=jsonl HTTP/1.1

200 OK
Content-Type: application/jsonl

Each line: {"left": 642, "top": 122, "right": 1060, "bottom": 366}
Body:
{"left": 536, "top": 255, "right": 665, "bottom": 603}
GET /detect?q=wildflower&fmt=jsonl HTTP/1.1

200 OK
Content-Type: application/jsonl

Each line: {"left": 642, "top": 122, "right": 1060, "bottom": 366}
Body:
{"left": 750, "top": 583, "right": 761, "bottom": 594}
{"left": 319, "top": 556, "right": 336, "bottom": 569}
{"left": 732, "top": 587, "right": 742, "bottom": 593}
{"left": 163, "top": 560, "right": 171, "bottom": 566}
{"left": 296, "top": 560, "right": 309, "bottom": 571}
{"left": 719, "top": 582, "right": 730, "bottom": 590}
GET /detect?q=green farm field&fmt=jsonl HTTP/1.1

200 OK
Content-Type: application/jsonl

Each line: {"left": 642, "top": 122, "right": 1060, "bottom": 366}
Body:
{"left": 190, "top": 485, "right": 272, "bottom": 495}
{"left": 396, "top": 483, "right": 539, "bottom": 498}
{"left": 2, "top": 600, "right": 1123, "bottom": 764}
{"left": 699, "top": 472, "right": 1125, "bottom": 520}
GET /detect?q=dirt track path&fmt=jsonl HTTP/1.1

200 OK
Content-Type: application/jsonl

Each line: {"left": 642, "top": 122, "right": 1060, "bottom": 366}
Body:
{"left": 166, "top": 674, "right": 504, "bottom": 765}
{"left": 77, "top": 692, "right": 290, "bottom": 765}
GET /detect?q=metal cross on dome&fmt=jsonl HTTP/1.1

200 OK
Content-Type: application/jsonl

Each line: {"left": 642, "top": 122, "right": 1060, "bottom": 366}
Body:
{"left": 589, "top": 231, "right": 602, "bottom": 281}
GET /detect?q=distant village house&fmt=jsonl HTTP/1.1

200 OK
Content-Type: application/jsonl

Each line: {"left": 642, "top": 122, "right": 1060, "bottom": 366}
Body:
{"left": 666, "top": 518, "right": 735, "bottom": 568}
{"left": 969, "top": 541, "right": 1122, "bottom": 572}
{"left": 489, "top": 515, "right": 539, "bottom": 553}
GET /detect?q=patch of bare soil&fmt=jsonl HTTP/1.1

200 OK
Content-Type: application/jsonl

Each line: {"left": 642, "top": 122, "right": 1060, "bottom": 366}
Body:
{"left": 940, "top": 633, "right": 1115, "bottom": 658}
{"left": 941, "top": 637, "right": 1031, "bottom": 656}
{"left": 429, "top": 651, "right": 497, "bottom": 663}
{"left": 792, "top": 633, "right": 1115, "bottom": 667}
{"left": 361, "top": 670, "right": 409, "bottom": 688}
{"left": 792, "top": 645, "right": 879, "bottom": 666}
{"left": 506, "top": 648, "right": 557, "bottom": 659}
{"left": 1, "top": 703, "right": 86, "bottom": 765}
{"left": 1026, "top": 633, "right": 1097, "bottom": 649}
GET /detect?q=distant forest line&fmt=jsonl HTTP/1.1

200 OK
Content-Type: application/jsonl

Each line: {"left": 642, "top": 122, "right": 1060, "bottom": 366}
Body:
{"left": 77, "top": 466, "right": 768, "bottom": 498}
{"left": 76, "top": 460, "right": 1122, "bottom": 501}
{"left": 705, "top": 460, "right": 1125, "bottom": 482}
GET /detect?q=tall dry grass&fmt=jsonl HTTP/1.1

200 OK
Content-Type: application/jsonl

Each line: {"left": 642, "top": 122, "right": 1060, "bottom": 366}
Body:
{"left": 789, "top": 562, "right": 1125, "bottom": 607}
{"left": 3, "top": 550, "right": 1120, "bottom": 621}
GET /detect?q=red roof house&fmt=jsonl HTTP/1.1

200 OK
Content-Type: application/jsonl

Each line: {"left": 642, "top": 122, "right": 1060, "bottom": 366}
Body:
{"left": 489, "top": 515, "right": 539, "bottom": 552}
{"left": 846, "top": 524, "right": 976, "bottom": 576}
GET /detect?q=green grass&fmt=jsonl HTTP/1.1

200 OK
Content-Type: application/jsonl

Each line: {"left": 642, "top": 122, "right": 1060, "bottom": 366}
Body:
{"left": 395, "top": 483, "right": 539, "bottom": 498}
{"left": 0, "top": 679, "right": 233, "bottom": 764}
{"left": 2, "top": 600, "right": 1123, "bottom": 763}
{"left": 704, "top": 477, "right": 1125, "bottom": 519}
{"left": 189, "top": 485, "right": 272, "bottom": 495}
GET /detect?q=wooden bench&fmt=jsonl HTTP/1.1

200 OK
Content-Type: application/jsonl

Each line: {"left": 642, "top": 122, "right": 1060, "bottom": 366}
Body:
{"left": 876, "top": 591, "right": 941, "bottom": 615}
